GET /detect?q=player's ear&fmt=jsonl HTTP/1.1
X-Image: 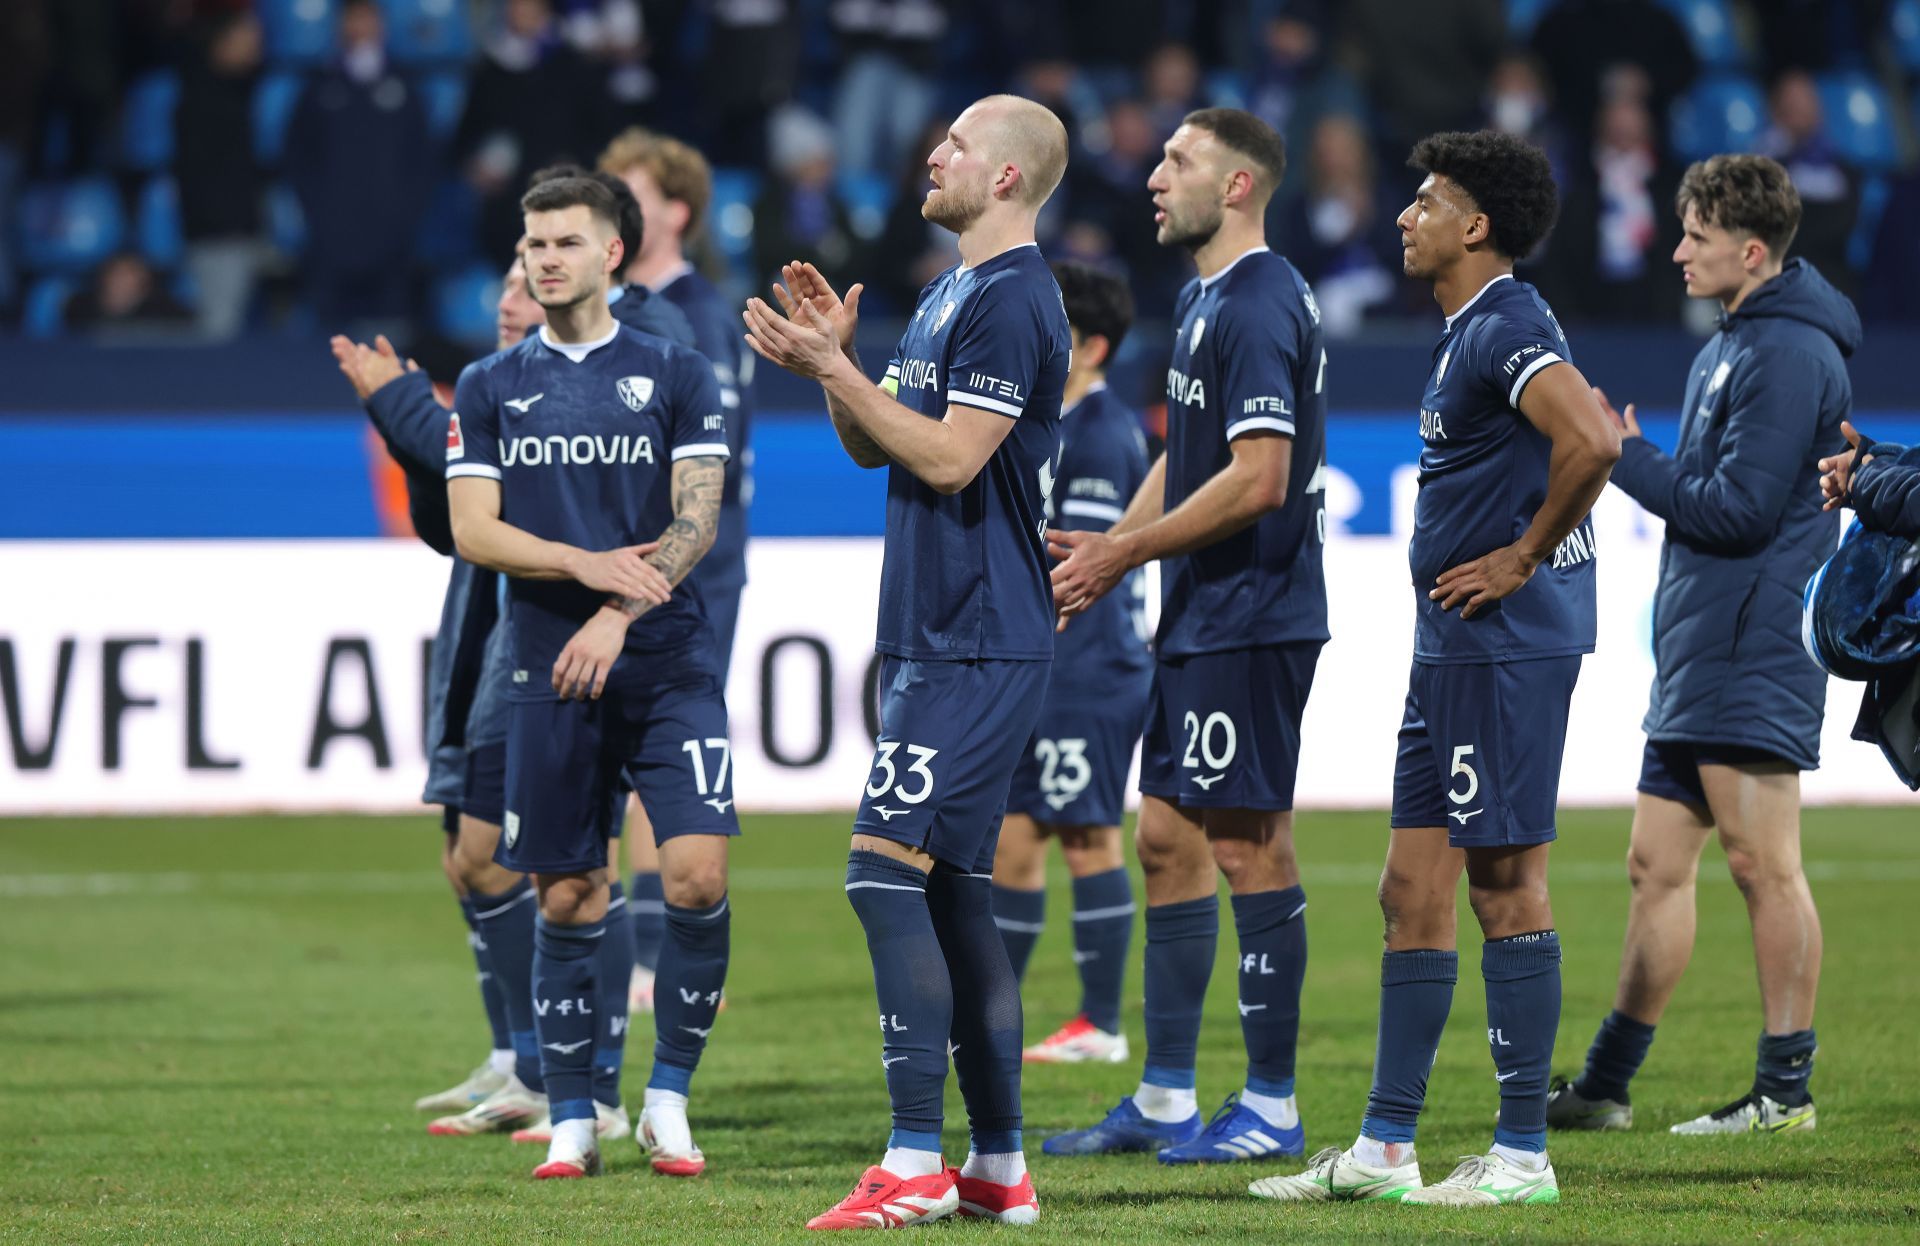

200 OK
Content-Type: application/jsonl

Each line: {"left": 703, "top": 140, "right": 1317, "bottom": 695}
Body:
{"left": 1463, "top": 210, "right": 1490, "bottom": 249}
{"left": 607, "top": 234, "right": 625, "bottom": 276}
{"left": 1080, "top": 333, "right": 1112, "bottom": 371}
{"left": 996, "top": 161, "right": 1021, "bottom": 201}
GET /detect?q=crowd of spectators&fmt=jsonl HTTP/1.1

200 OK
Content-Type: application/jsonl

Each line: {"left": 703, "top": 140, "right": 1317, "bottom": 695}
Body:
{"left": 3, "top": 0, "right": 1917, "bottom": 347}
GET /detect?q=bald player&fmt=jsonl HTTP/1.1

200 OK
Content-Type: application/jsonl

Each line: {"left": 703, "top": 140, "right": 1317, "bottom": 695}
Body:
{"left": 744, "top": 95, "right": 1070, "bottom": 1229}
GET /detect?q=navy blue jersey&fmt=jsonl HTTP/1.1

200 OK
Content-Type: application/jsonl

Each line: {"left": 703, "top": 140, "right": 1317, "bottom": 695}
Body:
{"left": 446, "top": 323, "right": 729, "bottom": 688}
{"left": 1159, "top": 248, "right": 1330, "bottom": 657}
{"left": 1409, "top": 275, "right": 1596, "bottom": 664}
{"left": 658, "top": 265, "right": 753, "bottom": 513}
{"left": 1050, "top": 384, "right": 1153, "bottom": 692}
{"left": 874, "top": 244, "right": 1071, "bottom": 661}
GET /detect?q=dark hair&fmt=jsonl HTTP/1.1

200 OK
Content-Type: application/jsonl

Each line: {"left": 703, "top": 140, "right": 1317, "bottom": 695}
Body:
{"left": 1676, "top": 154, "right": 1801, "bottom": 258}
{"left": 1407, "top": 130, "right": 1559, "bottom": 261}
{"left": 519, "top": 174, "right": 623, "bottom": 243}
{"left": 1051, "top": 261, "right": 1134, "bottom": 358}
{"left": 527, "top": 164, "right": 643, "bottom": 263}
{"left": 1181, "top": 107, "right": 1287, "bottom": 198}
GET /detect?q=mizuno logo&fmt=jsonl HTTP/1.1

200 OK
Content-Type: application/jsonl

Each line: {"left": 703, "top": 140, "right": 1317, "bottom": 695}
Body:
{"left": 504, "top": 393, "right": 545, "bottom": 412}
{"left": 543, "top": 1038, "right": 592, "bottom": 1055}
{"left": 704, "top": 797, "right": 734, "bottom": 814}
{"left": 680, "top": 1025, "right": 712, "bottom": 1038}
{"left": 1450, "top": 808, "right": 1484, "bottom": 824}
{"left": 1044, "top": 792, "right": 1076, "bottom": 810}
{"left": 872, "top": 806, "right": 907, "bottom": 821}
{"left": 1237, "top": 1000, "right": 1267, "bottom": 1016}
{"left": 882, "top": 1055, "right": 909, "bottom": 1067}
{"left": 1192, "top": 774, "right": 1224, "bottom": 790}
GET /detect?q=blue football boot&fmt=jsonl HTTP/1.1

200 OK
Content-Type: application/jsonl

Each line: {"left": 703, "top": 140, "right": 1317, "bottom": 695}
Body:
{"left": 1042, "top": 1097, "right": 1203, "bottom": 1156}
{"left": 1157, "top": 1092, "right": 1305, "bottom": 1165}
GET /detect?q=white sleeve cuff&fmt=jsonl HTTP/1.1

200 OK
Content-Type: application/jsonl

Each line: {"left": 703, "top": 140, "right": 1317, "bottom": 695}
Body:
{"left": 446, "top": 464, "right": 502, "bottom": 480}
{"left": 947, "top": 390, "right": 1024, "bottom": 418}
{"left": 670, "top": 443, "right": 731, "bottom": 461}
{"left": 1059, "top": 499, "right": 1126, "bottom": 522}
{"left": 1508, "top": 351, "right": 1564, "bottom": 408}
{"left": 1225, "top": 415, "right": 1297, "bottom": 440}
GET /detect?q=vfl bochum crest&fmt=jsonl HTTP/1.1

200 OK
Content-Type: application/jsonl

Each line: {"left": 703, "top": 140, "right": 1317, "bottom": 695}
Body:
{"left": 616, "top": 376, "right": 655, "bottom": 412}
{"left": 1190, "top": 315, "right": 1206, "bottom": 353}
{"left": 933, "top": 300, "right": 956, "bottom": 332}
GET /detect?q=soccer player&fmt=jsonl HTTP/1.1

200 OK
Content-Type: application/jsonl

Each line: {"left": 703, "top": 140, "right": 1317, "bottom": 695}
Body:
{"left": 601, "top": 128, "right": 754, "bottom": 1015}
{"left": 447, "top": 175, "right": 737, "bottom": 1181}
{"left": 330, "top": 261, "right": 554, "bottom": 1140}
{"left": 1548, "top": 154, "right": 1855, "bottom": 1136}
{"left": 993, "top": 260, "right": 1152, "bottom": 1067}
{"left": 1044, "top": 108, "right": 1328, "bottom": 1166}
{"left": 742, "top": 94, "right": 1070, "bottom": 1228}
{"left": 1250, "top": 130, "right": 1618, "bottom": 1208}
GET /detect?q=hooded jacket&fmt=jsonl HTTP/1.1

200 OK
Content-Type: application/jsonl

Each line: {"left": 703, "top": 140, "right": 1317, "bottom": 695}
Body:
{"left": 1608, "top": 258, "right": 1860, "bottom": 768}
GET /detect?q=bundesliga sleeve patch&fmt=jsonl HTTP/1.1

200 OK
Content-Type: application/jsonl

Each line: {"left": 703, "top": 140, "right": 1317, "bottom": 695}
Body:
{"left": 446, "top": 413, "right": 465, "bottom": 460}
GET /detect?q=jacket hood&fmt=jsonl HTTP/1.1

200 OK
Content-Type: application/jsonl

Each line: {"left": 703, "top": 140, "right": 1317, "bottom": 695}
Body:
{"left": 1728, "top": 257, "right": 1862, "bottom": 357}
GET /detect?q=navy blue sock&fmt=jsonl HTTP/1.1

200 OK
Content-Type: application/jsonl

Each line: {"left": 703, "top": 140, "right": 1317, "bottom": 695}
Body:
{"left": 471, "top": 879, "right": 541, "bottom": 1092}
{"left": 460, "top": 896, "right": 511, "bottom": 1052}
{"left": 647, "top": 893, "right": 731, "bottom": 1094}
{"left": 929, "top": 867, "right": 1023, "bottom": 1155}
{"left": 533, "top": 914, "right": 604, "bottom": 1124}
{"left": 1484, "top": 930, "right": 1562, "bottom": 1153}
{"left": 1070, "top": 868, "right": 1134, "bottom": 1035}
{"left": 629, "top": 870, "right": 666, "bottom": 973}
{"left": 1754, "top": 1029, "right": 1817, "bottom": 1105}
{"left": 1361, "top": 949, "right": 1457, "bottom": 1144}
{"left": 845, "top": 851, "right": 950, "bottom": 1151}
{"left": 1574, "top": 1009, "right": 1656, "bottom": 1105}
{"left": 990, "top": 884, "right": 1046, "bottom": 983}
{"left": 1141, "top": 896, "right": 1218, "bottom": 1091}
{"left": 1231, "top": 886, "right": 1307, "bottom": 1096}
{"left": 592, "top": 881, "right": 635, "bottom": 1108}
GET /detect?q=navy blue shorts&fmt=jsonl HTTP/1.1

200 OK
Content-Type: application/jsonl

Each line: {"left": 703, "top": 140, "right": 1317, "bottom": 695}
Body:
{"left": 462, "top": 741, "right": 507, "bottom": 828}
{"left": 1390, "top": 656, "right": 1582, "bottom": 847}
{"left": 1138, "top": 643, "right": 1321, "bottom": 811}
{"left": 496, "top": 672, "right": 741, "bottom": 876}
{"left": 853, "top": 657, "right": 1050, "bottom": 873}
{"left": 1638, "top": 739, "right": 1798, "bottom": 808}
{"left": 1007, "top": 686, "right": 1150, "bottom": 827}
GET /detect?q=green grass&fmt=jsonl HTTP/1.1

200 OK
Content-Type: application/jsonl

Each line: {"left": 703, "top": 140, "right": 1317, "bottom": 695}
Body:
{"left": 3, "top": 810, "right": 1918, "bottom": 1243}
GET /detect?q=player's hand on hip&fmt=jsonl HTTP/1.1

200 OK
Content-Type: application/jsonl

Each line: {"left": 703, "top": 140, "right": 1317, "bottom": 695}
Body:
{"left": 552, "top": 609, "right": 628, "bottom": 700}
{"left": 573, "top": 543, "right": 671, "bottom": 604}
{"left": 774, "top": 262, "right": 863, "bottom": 355}
{"left": 742, "top": 294, "right": 840, "bottom": 379}
{"left": 1818, "top": 419, "right": 1871, "bottom": 511}
{"left": 1431, "top": 543, "right": 1538, "bottom": 620}
{"left": 1591, "top": 386, "right": 1640, "bottom": 439}
{"left": 1048, "top": 528, "right": 1128, "bottom": 623}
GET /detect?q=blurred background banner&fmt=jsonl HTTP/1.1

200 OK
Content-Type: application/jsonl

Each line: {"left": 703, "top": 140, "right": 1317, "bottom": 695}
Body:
{"left": 0, "top": 532, "right": 1903, "bottom": 814}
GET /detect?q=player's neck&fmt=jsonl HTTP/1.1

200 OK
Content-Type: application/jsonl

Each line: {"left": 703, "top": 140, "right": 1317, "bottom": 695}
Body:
{"left": 1063, "top": 369, "right": 1106, "bottom": 411}
{"left": 544, "top": 293, "right": 617, "bottom": 344}
{"left": 1432, "top": 255, "right": 1513, "bottom": 321}
{"left": 627, "top": 246, "right": 690, "bottom": 291}
{"left": 956, "top": 213, "right": 1036, "bottom": 269}
{"left": 1190, "top": 217, "right": 1267, "bottom": 281}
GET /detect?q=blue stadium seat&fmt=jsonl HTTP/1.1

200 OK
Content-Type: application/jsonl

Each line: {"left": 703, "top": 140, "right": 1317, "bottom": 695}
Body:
{"left": 412, "top": 177, "right": 479, "bottom": 270}
{"left": 23, "top": 276, "right": 76, "bottom": 339}
{"left": 1505, "top": 0, "right": 1559, "bottom": 38}
{"left": 383, "top": 0, "right": 474, "bottom": 64}
{"left": 120, "top": 70, "right": 180, "bottom": 171}
{"left": 708, "top": 167, "right": 762, "bottom": 274}
{"left": 1668, "top": 74, "right": 1766, "bottom": 160}
{"left": 259, "top": 0, "right": 336, "bottom": 64}
{"left": 835, "top": 171, "right": 894, "bottom": 242}
{"left": 265, "top": 182, "right": 307, "bottom": 257}
{"left": 1658, "top": 0, "right": 1743, "bottom": 69}
{"left": 254, "top": 71, "right": 307, "bottom": 166}
{"left": 1816, "top": 71, "right": 1899, "bottom": 170}
{"left": 1891, "top": 0, "right": 1920, "bottom": 72}
{"left": 17, "top": 177, "right": 126, "bottom": 273}
{"left": 418, "top": 71, "right": 467, "bottom": 141}
{"left": 435, "top": 263, "right": 503, "bottom": 346}
{"left": 1204, "top": 69, "right": 1249, "bottom": 110}
{"left": 137, "top": 176, "right": 185, "bottom": 269}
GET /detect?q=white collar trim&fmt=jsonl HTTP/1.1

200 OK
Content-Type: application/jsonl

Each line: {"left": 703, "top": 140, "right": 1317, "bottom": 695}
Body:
{"left": 957, "top": 241, "right": 1038, "bottom": 275}
{"left": 1200, "top": 246, "right": 1271, "bottom": 288}
{"left": 539, "top": 322, "right": 620, "bottom": 362}
{"left": 1444, "top": 273, "right": 1513, "bottom": 329}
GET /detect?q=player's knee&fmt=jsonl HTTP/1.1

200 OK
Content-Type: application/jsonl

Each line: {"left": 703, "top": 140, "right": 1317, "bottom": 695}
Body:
{"left": 1625, "top": 839, "right": 1696, "bottom": 893}
{"left": 662, "top": 856, "right": 728, "bottom": 909}
{"left": 1208, "top": 835, "right": 1266, "bottom": 885}
{"left": 1722, "top": 845, "right": 1800, "bottom": 898}
{"left": 1466, "top": 877, "right": 1550, "bottom": 932}
{"left": 1059, "top": 825, "right": 1124, "bottom": 875}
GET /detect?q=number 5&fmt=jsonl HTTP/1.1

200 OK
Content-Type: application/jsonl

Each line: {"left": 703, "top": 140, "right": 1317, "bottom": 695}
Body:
{"left": 1448, "top": 745, "right": 1479, "bottom": 805}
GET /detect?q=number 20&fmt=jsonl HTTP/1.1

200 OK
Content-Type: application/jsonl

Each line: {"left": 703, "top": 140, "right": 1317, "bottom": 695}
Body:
{"left": 1181, "top": 711, "right": 1237, "bottom": 770}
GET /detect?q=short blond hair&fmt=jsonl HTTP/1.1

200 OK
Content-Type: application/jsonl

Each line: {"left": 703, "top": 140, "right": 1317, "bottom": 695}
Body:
{"left": 974, "top": 94, "right": 1069, "bottom": 207}
{"left": 598, "top": 127, "right": 714, "bottom": 244}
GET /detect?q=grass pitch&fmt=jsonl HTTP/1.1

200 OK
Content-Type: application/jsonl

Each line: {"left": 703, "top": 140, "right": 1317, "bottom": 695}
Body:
{"left": 3, "top": 809, "right": 1918, "bottom": 1244}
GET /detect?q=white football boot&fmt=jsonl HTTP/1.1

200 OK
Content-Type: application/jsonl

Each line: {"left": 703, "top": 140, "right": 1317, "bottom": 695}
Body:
{"left": 1248, "top": 1145, "right": 1424, "bottom": 1202}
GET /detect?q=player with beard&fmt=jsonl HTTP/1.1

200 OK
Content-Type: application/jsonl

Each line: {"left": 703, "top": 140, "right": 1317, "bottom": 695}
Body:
{"left": 745, "top": 95, "right": 1070, "bottom": 1228}
{"left": 1045, "top": 108, "right": 1329, "bottom": 1168}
